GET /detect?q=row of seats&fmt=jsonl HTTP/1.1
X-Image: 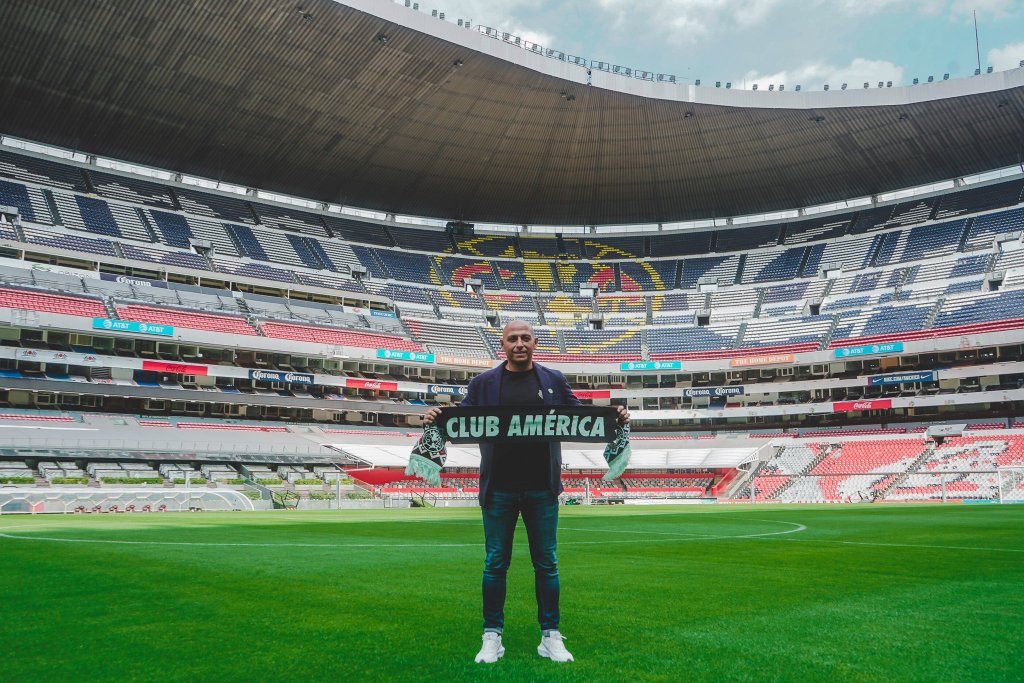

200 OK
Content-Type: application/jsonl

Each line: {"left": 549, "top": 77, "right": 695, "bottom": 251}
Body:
{"left": 3, "top": 147, "right": 1022, "bottom": 283}
{"left": 750, "top": 436, "right": 1024, "bottom": 502}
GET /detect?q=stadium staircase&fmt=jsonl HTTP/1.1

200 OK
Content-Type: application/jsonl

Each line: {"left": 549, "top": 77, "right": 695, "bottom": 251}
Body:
{"left": 42, "top": 189, "right": 62, "bottom": 225}
{"left": 866, "top": 235, "right": 886, "bottom": 268}
{"left": 796, "top": 248, "right": 813, "bottom": 279}
{"left": 733, "top": 254, "right": 746, "bottom": 284}
{"left": 166, "top": 186, "right": 184, "bottom": 211}
{"left": 134, "top": 208, "right": 160, "bottom": 243}
{"left": 101, "top": 298, "right": 119, "bottom": 319}
{"left": 820, "top": 315, "right": 841, "bottom": 349}
{"left": 734, "top": 322, "right": 749, "bottom": 348}
{"left": 224, "top": 224, "right": 246, "bottom": 256}
{"left": 956, "top": 217, "right": 978, "bottom": 252}
{"left": 924, "top": 298, "right": 945, "bottom": 328}
{"left": 474, "top": 326, "right": 497, "bottom": 358}
{"left": 751, "top": 290, "right": 765, "bottom": 318}
{"left": 726, "top": 462, "right": 762, "bottom": 498}
{"left": 875, "top": 441, "right": 936, "bottom": 500}
{"left": 758, "top": 444, "right": 833, "bottom": 500}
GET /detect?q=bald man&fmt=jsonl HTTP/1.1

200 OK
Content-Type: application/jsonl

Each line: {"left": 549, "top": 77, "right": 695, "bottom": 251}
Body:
{"left": 425, "top": 320, "right": 628, "bottom": 664}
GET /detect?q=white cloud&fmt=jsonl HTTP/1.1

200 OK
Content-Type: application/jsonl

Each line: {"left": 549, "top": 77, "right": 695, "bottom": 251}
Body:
{"left": 831, "top": 0, "right": 914, "bottom": 14}
{"left": 987, "top": 41, "right": 1024, "bottom": 71}
{"left": 738, "top": 57, "right": 904, "bottom": 90}
{"left": 949, "top": 0, "right": 1014, "bottom": 20}
{"left": 594, "top": 0, "right": 784, "bottom": 43}
{"left": 431, "top": 0, "right": 555, "bottom": 46}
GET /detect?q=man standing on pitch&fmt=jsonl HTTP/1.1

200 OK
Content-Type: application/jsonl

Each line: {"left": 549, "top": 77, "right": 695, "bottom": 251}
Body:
{"left": 424, "top": 320, "right": 629, "bottom": 664}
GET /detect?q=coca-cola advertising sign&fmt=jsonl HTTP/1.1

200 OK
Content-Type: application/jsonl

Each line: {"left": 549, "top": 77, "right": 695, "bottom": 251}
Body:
{"left": 347, "top": 378, "right": 398, "bottom": 391}
{"left": 141, "top": 361, "right": 209, "bottom": 376}
{"left": 572, "top": 389, "right": 611, "bottom": 400}
{"left": 833, "top": 399, "right": 892, "bottom": 412}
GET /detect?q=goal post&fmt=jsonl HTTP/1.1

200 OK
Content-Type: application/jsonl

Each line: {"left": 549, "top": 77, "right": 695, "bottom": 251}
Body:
{"left": 997, "top": 467, "right": 1024, "bottom": 504}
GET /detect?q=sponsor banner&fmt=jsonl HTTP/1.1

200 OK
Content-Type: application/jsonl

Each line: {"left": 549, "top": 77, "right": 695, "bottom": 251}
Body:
{"left": 248, "top": 369, "right": 314, "bottom": 385}
{"left": 376, "top": 348, "right": 436, "bottom": 363}
{"left": 92, "top": 318, "right": 174, "bottom": 336}
{"left": 347, "top": 378, "right": 399, "bottom": 391}
{"left": 15, "top": 348, "right": 101, "bottom": 365}
{"left": 29, "top": 261, "right": 100, "bottom": 280}
{"left": 682, "top": 386, "right": 744, "bottom": 398}
{"left": 99, "top": 272, "right": 168, "bottom": 289}
{"left": 833, "top": 399, "right": 893, "bottom": 413}
{"left": 572, "top": 389, "right": 612, "bottom": 400}
{"left": 730, "top": 353, "right": 795, "bottom": 368}
{"left": 347, "top": 306, "right": 396, "bottom": 318}
{"left": 867, "top": 370, "right": 936, "bottom": 387}
{"left": 142, "top": 360, "right": 209, "bottom": 376}
{"left": 619, "top": 360, "right": 682, "bottom": 371}
{"left": 427, "top": 383, "right": 469, "bottom": 396}
{"left": 436, "top": 355, "right": 494, "bottom": 368}
{"left": 927, "top": 424, "right": 964, "bottom": 437}
{"left": 834, "top": 342, "right": 905, "bottom": 359}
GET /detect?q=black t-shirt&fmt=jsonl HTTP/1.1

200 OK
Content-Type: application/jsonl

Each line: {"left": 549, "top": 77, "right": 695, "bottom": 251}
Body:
{"left": 491, "top": 367, "right": 550, "bottom": 491}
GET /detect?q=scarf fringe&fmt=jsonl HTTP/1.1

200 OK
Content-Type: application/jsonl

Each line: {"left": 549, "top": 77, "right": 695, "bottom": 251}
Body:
{"left": 600, "top": 424, "right": 632, "bottom": 481}
{"left": 404, "top": 453, "right": 443, "bottom": 487}
{"left": 602, "top": 444, "right": 631, "bottom": 481}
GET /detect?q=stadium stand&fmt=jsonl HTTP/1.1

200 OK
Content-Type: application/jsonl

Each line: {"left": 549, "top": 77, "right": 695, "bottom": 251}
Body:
{"left": 0, "top": 149, "right": 90, "bottom": 192}
{"left": 431, "top": 256, "right": 500, "bottom": 289}
{"left": 581, "top": 236, "right": 645, "bottom": 260}
{"left": 117, "top": 303, "right": 258, "bottom": 335}
{"left": 555, "top": 262, "right": 616, "bottom": 292}
{"left": 89, "top": 169, "right": 177, "bottom": 210}
{"left": 454, "top": 234, "right": 518, "bottom": 258}
{"left": 260, "top": 321, "right": 425, "bottom": 351}
{"left": 679, "top": 255, "right": 740, "bottom": 288}
{"left": 389, "top": 225, "right": 453, "bottom": 252}
{"left": 404, "top": 319, "right": 492, "bottom": 358}
{"left": 0, "top": 287, "right": 106, "bottom": 318}
{"left": 250, "top": 201, "right": 329, "bottom": 237}
{"left": 174, "top": 187, "right": 256, "bottom": 225}
{"left": 0, "top": 178, "right": 52, "bottom": 224}
{"left": 618, "top": 260, "right": 677, "bottom": 291}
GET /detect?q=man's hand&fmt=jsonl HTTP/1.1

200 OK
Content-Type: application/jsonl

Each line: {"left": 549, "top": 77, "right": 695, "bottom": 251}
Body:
{"left": 423, "top": 406, "right": 443, "bottom": 424}
{"left": 615, "top": 404, "right": 630, "bottom": 425}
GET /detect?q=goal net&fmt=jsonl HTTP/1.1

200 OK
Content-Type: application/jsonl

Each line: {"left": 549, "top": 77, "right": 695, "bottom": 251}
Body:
{"left": 997, "top": 467, "right": 1024, "bottom": 504}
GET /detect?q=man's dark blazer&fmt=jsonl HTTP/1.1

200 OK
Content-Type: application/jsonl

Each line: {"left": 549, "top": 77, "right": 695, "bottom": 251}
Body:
{"left": 460, "top": 361, "right": 582, "bottom": 506}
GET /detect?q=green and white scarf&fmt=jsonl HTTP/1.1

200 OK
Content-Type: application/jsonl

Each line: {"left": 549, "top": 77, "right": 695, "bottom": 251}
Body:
{"left": 406, "top": 406, "right": 631, "bottom": 485}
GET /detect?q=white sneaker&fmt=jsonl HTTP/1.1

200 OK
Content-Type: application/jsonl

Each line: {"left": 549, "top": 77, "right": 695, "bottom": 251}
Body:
{"left": 475, "top": 632, "right": 505, "bottom": 664}
{"left": 538, "top": 631, "right": 574, "bottom": 662}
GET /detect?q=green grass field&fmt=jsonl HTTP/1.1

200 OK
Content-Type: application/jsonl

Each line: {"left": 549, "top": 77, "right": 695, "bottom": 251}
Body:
{"left": 2, "top": 504, "right": 1021, "bottom": 682}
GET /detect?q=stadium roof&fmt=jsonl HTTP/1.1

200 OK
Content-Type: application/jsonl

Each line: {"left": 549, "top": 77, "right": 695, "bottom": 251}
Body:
{"left": 2, "top": 0, "right": 1023, "bottom": 227}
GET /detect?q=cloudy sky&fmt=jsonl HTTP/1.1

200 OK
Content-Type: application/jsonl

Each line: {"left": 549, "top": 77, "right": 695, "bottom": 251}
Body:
{"left": 424, "top": 0, "right": 1024, "bottom": 89}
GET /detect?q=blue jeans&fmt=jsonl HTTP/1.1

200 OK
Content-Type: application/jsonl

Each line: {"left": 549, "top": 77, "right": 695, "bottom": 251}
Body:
{"left": 481, "top": 490, "right": 560, "bottom": 633}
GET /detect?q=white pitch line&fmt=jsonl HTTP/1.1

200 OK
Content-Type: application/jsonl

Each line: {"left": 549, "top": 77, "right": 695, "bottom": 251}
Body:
{"left": 0, "top": 519, "right": 807, "bottom": 549}
{"left": 757, "top": 536, "right": 1024, "bottom": 554}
